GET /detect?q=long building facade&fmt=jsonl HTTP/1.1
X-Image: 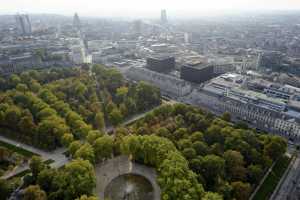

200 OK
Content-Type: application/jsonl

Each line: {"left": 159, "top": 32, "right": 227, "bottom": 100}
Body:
{"left": 125, "top": 67, "right": 192, "bottom": 97}
{"left": 195, "top": 73, "right": 300, "bottom": 140}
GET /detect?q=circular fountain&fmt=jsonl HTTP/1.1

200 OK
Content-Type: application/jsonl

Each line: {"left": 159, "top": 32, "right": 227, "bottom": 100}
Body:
{"left": 104, "top": 174, "right": 154, "bottom": 200}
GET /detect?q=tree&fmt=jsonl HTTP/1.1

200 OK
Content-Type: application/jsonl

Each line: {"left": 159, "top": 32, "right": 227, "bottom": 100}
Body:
{"left": 264, "top": 136, "right": 287, "bottom": 161}
{"left": 22, "top": 185, "right": 47, "bottom": 200}
{"left": 108, "top": 108, "right": 123, "bottom": 126}
{"left": 9, "top": 74, "right": 21, "bottom": 87}
{"left": 75, "top": 195, "right": 99, "bottom": 200}
{"left": 221, "top": 112, "right": 231, "bottom": 122}
{"left": 59, "top": 159, "right": 96, "bottom": 200}
{"left": 224, "top": 150, "right": 246, "bottom": 181}
{"left": 116, "top": 86, "right": 128, "bottom": 103}
{"left": 200, "top": 155, "right": 225, "bottom": 190}
{"left": 68, "top": 141, "right": 81, "bottom": 157}
{"left": 18, "top": 115, "right": 37, "bottom": 139}
{"left": 94, "top": 112, "right": 105, "bottom": 130}
{"left": 182, "top": 148, "right": 197, "bottom": 160}
{"left": 93, "top": 135, "right": 114, "bottom": 162}
{"left": 135, "top": 81, "right": 160, "bottom": 111}
{"left": 190, "top": 131, "right": 204, "bottom": 142}
{"left": 173, "top": 128, "right": 188, "bottom": 141}
{"left": 73, "top": 81, "right": 88, "bottom": 98}
{"left": 125, "top": 97, "right": 137, "bottom": 115}
{"left": 203, "top": 192, "right": 223, "bottom": 200}
{"left": 37, "top": 168, "right": 58, "bottom": 193}
{"left": 86, "top": 130, "right": 103, "bottom": 145}
{"left": 62, "top": 133, "right": 74, "bottom": 147}
{"left": 121, "top": 135, "right": 177, "bottom": 167}
{"left": 4, "top": 106, "right": 21, "bottom": 127}
{"left": 177, "top": 139, "right": 192, "bottom": 150}
{"left": 29, "top": 156, "right": 45, "bottom": 181}
{"left": 106, "top": 68, "right": 124, "bottom": 93}
{"left": 16, "top": 83, "right": 28, "bottom": 93}
{"left": 204, "top": 125, "right": 224, "bottom": 145}
{"left": 192, "top": 141, "right": 209, "bottom": 156}
{"left": 231, "top": 181, "right": 251, "bottom": 200}
{"left": 247, "top": 165, "right": 263, "bottom": 184}
{"left": 74, "top": 143, "right": 95, "bottom": 164}
{"left": 158, "top": 151, "right": 204, "bottom": 200}
{"left": 0, "top": 179, "right": 13, "bottom": 200}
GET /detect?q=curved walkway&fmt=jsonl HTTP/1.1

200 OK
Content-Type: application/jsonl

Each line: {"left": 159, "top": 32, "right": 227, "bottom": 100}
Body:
{"left": 94, "top": 155, "right": 161, "bottom": 200}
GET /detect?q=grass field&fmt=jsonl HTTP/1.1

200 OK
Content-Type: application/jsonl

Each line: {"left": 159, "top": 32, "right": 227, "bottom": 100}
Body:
{"left": 253, "top": 155, "right": 291, "bottom": 200}
{"left": 0, "top": 140, "right": 37, "bottom": 157}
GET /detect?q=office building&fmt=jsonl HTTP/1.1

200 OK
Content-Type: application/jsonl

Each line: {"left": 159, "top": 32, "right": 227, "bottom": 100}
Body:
{"left": 181, "top": 64, "right": 214, "bottom": 84}
{"left": 15, "top": 14, "right": 32, "bottom": 36}
{"left": 146, "top": 56, "right": 175, "bottom": 73}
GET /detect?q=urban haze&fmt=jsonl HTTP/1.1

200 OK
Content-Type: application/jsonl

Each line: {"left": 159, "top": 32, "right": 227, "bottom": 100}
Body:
{"left": 1, "top": 1, "right": 300, "bottom": 200}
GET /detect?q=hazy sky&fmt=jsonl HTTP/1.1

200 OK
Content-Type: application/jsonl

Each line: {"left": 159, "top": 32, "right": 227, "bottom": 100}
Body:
{"left": 1, "top": 0, "right": 300, "bottom": 17}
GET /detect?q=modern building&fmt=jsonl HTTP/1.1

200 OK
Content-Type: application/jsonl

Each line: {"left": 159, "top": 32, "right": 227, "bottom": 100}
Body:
{"left": 15, "top": 14, "right": 32, "bottom": 36}
{"left": 181, "top": 64, "right": 214, "bottom": 84}
{"left": 146, "top": 56, "right": 175, "bottom": 73}
{"left": 126, "top": 67, "right": 192, "bottom": 97}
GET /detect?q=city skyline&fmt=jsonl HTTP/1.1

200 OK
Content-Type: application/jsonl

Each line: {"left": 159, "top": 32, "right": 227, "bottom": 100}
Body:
{"left": 1, "top": 0, "right": 300, "bottom": 17}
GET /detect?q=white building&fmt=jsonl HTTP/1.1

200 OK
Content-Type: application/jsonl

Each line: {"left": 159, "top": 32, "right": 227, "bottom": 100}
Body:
{"left": 125, "top": 67, "right": 192, "bottom": 97}
{"left": 195, "top": 73, "right": 300, "bottom": 140}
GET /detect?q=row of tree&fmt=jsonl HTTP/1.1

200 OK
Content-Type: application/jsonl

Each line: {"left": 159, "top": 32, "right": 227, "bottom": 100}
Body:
{"left": 0, "top": 65, "right": 161, "bottom": 150}
{"left": 124, "top": 103, "right": 287, "bottom": 200}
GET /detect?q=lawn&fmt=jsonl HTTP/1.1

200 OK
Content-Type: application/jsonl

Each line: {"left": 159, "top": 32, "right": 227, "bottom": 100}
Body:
{"left": 253, "top": 155, "right": 291, "bottom": 200}
{"left": 0, "top": 140, "right": 37, "bottom": 157}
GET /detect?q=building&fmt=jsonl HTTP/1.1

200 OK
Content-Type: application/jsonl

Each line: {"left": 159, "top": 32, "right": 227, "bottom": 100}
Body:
{"left": 15, "top": 14, "right": 32, "bottom": 36}
{"left": 181, "top": 64, "right": 214, "bottom": 84}
{"left": 73, "top": 13, "right": 81, "bottom": 31}
{"left": 126, "top": 67, "right": 192, "bottom": 97}
{"left": 195, "top": 73, "right": 300, "bottom": 140}
{"left": 184, "top": 33, "right": 189, "bottom": 44}
{"left": 146, "top": 56, "right": 175, "bottom": 73}
{"left": 161, "top": 9, "right": 167, "bottom": 24}
{"left": 133, "top": 20, "right": 142, "bottom": 36}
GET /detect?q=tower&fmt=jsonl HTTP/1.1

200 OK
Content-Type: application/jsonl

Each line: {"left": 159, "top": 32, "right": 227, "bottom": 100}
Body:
{"left": 15, "top": 14, "right": 32, "bottom": 36}
{"left": 73, "top": 13, "right": 81, "bottom": 31}
{"left": 133, "top": 20, "right": 142, "bottom": 36}
{"left": 161, "top": 9, "right": 167, "bottom": 24}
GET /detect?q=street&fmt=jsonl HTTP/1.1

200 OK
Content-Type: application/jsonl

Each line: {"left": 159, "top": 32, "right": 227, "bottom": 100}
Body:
{"left": 0, "top": 135, "right": 68, "bottom": 180}
{"left": 271, "top": 150, "right": 300, "bottom": 200}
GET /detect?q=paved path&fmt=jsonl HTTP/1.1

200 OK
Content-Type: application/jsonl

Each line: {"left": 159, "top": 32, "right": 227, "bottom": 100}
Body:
{"left": 249, "top": 161, "right": 276, "bottom": 200}
{"left": 273, "top": 154, "right": 300, "bottom": 200}
{"left": 0, "top": 106, "right": 159, "bottom": 180}
{"left": 0, "top": 135, "right": 68, "bottom": 179}
{"left": 94, "top": 155, "right": 161, "bottom": 200}
{"left": 106, "top": 106, "right": 162, "bottom": 133}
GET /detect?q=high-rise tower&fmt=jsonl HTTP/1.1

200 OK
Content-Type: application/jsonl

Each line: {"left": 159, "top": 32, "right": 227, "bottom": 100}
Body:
{"left": 161, "top": 9, "right": 167, "bottom": 24}
{"left": 15, "top": 14, "right": 32, "bottom": 36}
{"left": 73, "top": 13, "right": 81, "bottom": 31}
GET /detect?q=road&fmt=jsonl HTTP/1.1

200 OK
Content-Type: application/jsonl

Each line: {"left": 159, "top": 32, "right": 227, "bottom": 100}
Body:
{"left": 0, "top": 135, "right": 68, "bottom": 180}
{"left": 1, "top": 105, "right": 161, "bottom": 180}
{"left": 271, "top": 152, "right": 300, "bottom": 200}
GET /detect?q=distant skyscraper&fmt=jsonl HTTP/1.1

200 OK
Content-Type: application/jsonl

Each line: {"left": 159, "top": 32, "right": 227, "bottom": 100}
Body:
{"left": 15, "top": 14, "right": 32, "bottom": 36}
{"left": 161, "top": 9, "right": 167, "bottom": 24}
{"left": 184, "top": 33, "right": 189, "bottom": 44}
{"left": 133, "top": 20, "right": 142, "bottom": 36}
{"left": 73, "top": 13, "right": 81, "bottom": 31}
